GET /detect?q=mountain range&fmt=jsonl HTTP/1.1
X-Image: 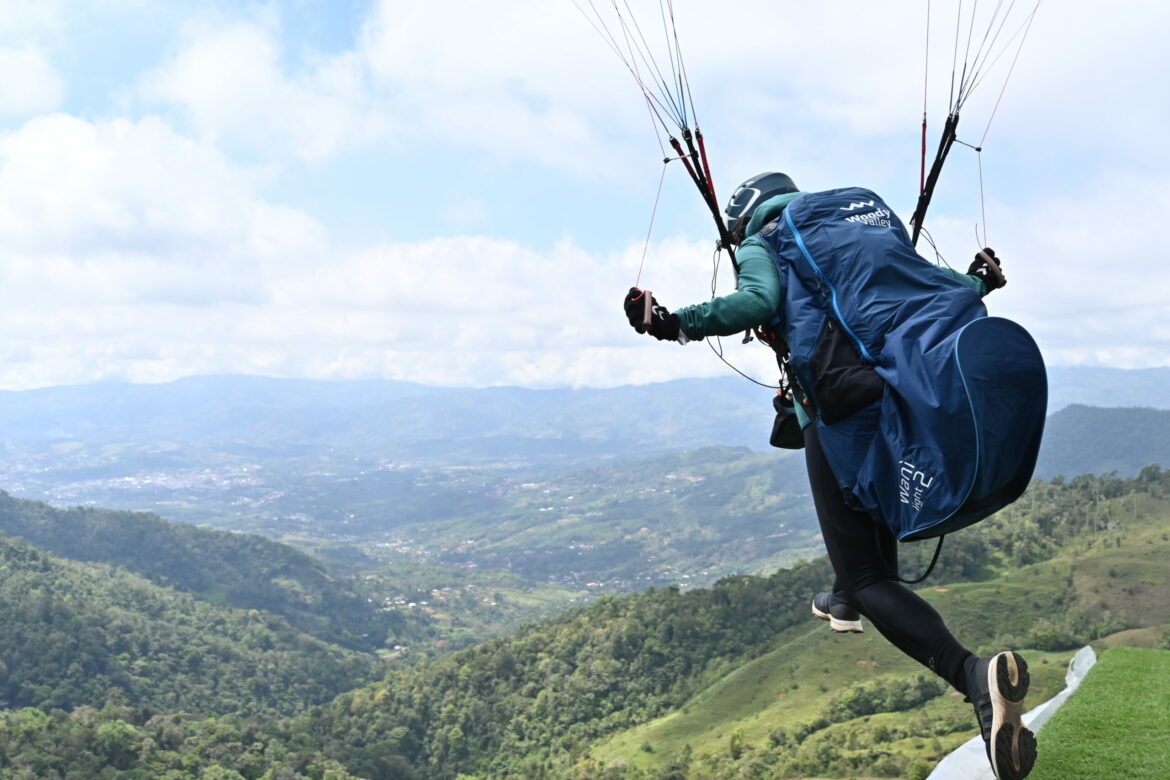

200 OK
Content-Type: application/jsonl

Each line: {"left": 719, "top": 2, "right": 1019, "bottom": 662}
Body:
{"left": 0, "top": 367, "right": 1167, "bottom": 469}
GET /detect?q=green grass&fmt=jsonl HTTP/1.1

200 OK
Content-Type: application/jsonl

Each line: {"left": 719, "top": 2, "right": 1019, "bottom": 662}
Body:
{"left": 588, "top": 607, "right": 1076, "bottom": 774}
{"left": 1030, "top": 647, "right": 1170, "bottom": 779}
{"left": 585, "top": 540, "right": 1141, "bottom": 776}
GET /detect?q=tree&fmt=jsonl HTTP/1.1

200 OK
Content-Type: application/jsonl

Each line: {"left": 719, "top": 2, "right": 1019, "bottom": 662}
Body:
{"left": 96, "top": 719, "right": 142, "bottom": 769}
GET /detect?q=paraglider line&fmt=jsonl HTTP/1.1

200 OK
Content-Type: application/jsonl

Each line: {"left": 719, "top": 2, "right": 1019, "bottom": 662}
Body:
{"left": 635, "top": 162, "right": 669, "bottom": 290}
{"left": 978, "top": 0, "right": 1042, "bottom": 146}
{"left": 921, "top": 0, "right": 931, "bottom": 195}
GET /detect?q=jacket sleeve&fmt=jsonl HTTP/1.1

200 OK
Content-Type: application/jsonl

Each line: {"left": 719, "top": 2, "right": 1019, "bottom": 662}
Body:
{"left": 672, "top": 244, "right": 782, "bottom": 340}
{"left": 937, "top": 265, "right": 990, "bottom": 297}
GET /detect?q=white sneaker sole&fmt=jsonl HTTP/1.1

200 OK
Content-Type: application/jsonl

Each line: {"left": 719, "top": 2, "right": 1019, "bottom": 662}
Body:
{"left": 811, "top": 604, "right": 864, "bottom": 633}
{"left": 987, "top": 651, "right": 1037, "bottom": 779}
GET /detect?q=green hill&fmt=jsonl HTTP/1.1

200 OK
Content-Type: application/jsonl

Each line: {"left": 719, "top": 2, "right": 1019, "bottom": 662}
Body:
{"left": 1035, "top": 405, "right": 1170, "bottom": 479}
{"left": 0, "top": 490, "right": 430, "bottom": 652}
{"left": 0, "top": 534, "right": 380, "bottom": 718}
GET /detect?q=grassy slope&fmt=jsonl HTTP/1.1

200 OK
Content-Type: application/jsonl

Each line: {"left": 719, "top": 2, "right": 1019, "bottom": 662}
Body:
{"left": 588, "top": 495, "right": 1170, "bottom": 776}
{"left": 591, "top": 588, "right": 1076, "bottom": 775}
{"left": 1030, "top": 647, "right": 1170, "bottom": 779}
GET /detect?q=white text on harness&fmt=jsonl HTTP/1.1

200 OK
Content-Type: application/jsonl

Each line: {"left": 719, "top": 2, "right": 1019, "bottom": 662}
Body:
{"left": 898, "top": 461, "right": 935, "bottom": 512}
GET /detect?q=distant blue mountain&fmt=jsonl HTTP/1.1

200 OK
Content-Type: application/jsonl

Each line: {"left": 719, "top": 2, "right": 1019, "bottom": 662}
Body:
{"left": 1044, "top": 366, "right": 1170, "bottom": 412}
{"left": 1033, "top": 404, "right": 1170, "bottom": 480}
{"left": 0, "top": 368, "right": 1166, "bottom": 473}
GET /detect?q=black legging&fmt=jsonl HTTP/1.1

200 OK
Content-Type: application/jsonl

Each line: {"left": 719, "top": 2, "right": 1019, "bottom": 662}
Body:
{"left": 804, "top": 422, "right": 973, "bottom": 694}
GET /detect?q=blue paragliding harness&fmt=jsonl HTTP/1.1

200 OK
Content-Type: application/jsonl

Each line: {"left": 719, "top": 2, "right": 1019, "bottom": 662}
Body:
{"left": 751, "top": 187, "right": 1046, "bottom": 560}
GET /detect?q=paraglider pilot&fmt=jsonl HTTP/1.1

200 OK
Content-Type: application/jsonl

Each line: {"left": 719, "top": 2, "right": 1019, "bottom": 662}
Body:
{"left": 622, "top": 172, "right": 1035, "bottom": 780}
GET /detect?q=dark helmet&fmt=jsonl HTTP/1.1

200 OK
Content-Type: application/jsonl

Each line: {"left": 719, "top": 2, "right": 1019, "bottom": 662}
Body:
{"left": 724, "top": 172, "right": 799, "bottom": 241}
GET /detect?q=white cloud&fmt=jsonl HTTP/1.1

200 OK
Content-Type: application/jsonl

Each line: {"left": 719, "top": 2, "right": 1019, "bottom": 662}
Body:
{"left": 1, "top": 0, "right": 1168, "bottom": 392}
{"left": 141, "top": 19, "right": 393, "bottom": 160}
{"left": 0, "top": 1, "right": 67, "bottom": 36}
{"left": 912, "top": 165, "right": 1170, "bottom": 371}
{"left": 0, "top": 47, "right": 64, "bottom": 115}
{"left": 1004, "top": 175, "right": 1170, "bottom": 368}
{"left": 1, "top": 98, "right": 1161, "bottom": 392}
{"left": 0, "top": 107, "right": 767, "bottom": 391}
{"left": 0, "top": 113, "right": 333, "bottom": 387}
{"left": 0, "top": 109, "right": 705, "bottom": 389}
{"left": 128, "top": 2, "right": 947, "bottom": 180}
{"left": 0, "top": 113, "right": 325, "bottom": 265}
{"left": 348, "top": 0, "right": 1067, "bottom": 186}
{"left": 128, "top": 0, "right": 1170, "bottom": 196}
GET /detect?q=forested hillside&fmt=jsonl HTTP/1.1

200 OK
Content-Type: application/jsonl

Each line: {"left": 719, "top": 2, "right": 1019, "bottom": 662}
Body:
{"left": 0, "top": 491, "right": 433, "bottom": 653}
{"left": 1, "top": 468, "right": 1168, "bottom": 778}
{"left": 0, "top": 534, "right": 380, "bottom": 719}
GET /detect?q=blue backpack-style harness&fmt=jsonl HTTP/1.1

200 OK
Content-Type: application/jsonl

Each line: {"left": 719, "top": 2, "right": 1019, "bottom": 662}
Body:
{"left": 750, "top": 187, "right": 1047, "bottom": 541}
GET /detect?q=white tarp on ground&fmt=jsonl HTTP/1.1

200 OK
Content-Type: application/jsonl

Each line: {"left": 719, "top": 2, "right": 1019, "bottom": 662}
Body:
{"left": 926, "top": 646, "right": 1098, "bottom": 779}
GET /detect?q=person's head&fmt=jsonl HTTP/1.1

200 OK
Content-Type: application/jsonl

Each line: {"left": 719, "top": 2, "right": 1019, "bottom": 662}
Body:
{"left": 724, "top": 172, "right": 799, "bottom": 244}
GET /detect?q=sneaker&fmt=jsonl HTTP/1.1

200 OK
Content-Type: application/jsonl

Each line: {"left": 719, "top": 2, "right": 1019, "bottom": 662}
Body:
{"left": 966, "top": 651, "right": 1037, "bottom": 780}
{"left": 810, "top": 591, "right": 864, "bottom": 633}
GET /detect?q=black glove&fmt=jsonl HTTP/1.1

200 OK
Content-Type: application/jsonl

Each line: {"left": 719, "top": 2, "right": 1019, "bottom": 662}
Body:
{"left": 967, "top": 247, "right": 1006, "bottom": 292}
{"left": 623, "top": 287, "right": 681, "bottom": 342}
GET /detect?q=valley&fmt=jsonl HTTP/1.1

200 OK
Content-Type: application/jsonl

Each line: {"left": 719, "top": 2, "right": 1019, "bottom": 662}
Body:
{"left": 0, "top": 375, "right": 1169, "bottom": 778}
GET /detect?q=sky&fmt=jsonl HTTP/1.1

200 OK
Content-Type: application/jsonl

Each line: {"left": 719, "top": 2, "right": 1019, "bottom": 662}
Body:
{"left": 0, "top": 0, "right": 1167, "bottom": 391}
